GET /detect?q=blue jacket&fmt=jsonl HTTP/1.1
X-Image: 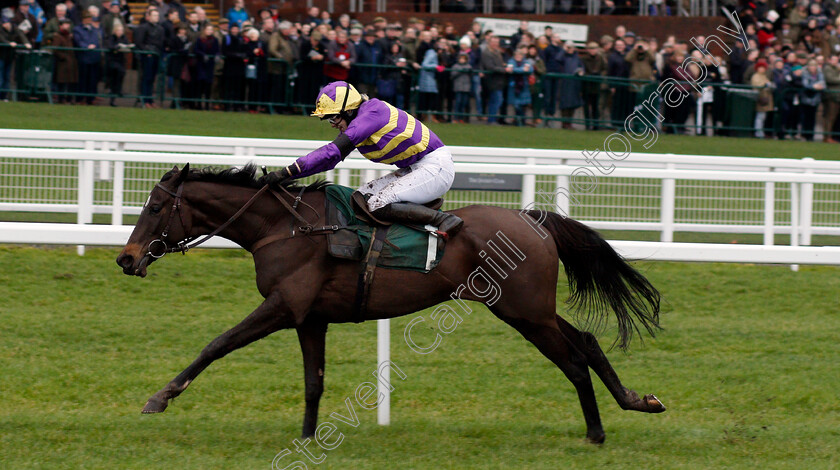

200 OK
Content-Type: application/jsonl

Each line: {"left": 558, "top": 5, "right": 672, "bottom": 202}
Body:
{"left": 418, "top": 48, "right": 438, "bottom": 93}
{"left": 800, "top": 69, "right": 826, "bottom": 107}
{"left": 355, "top": 40, "right": 382, "bottom": 85}
{"left": 225, "top": 8, "right": 249, "bottom": 28}
{"left": 72, "top": 24, "right": 101, "bottom": 65}
{"left": 542, "top": 43, "right": 565, "bottom": 73}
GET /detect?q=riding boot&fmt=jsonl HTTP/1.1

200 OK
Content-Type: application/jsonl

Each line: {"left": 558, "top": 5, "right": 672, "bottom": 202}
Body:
{"left": 373, "top": 202, "right": 464, "bottom": 240}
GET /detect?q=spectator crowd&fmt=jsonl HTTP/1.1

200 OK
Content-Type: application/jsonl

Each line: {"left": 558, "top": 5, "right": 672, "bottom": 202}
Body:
{"left": 1, "top": 0, "right": 839, "bottom": 140}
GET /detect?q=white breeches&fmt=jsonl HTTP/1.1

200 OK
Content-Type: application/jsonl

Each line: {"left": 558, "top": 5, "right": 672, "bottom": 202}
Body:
{"left": 359, "top": 146, "right": 455, "bottom": 211}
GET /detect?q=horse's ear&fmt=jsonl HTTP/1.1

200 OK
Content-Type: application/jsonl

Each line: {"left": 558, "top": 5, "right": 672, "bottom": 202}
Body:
{"left": 176, "top": 163, "right": 190, "bottom": 184}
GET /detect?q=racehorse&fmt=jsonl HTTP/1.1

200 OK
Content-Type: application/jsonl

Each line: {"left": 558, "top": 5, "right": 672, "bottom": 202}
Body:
{"left": 116, "top": 163, "right": 666, "bottom": 444}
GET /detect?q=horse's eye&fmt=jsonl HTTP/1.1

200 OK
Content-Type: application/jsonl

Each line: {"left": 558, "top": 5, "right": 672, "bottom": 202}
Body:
{"left": 150, "top": 205, "right": 162, "bottom": 215}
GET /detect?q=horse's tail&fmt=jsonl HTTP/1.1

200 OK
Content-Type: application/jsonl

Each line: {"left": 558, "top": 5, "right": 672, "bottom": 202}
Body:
{"left": 525, "top": 210, "right": 661, "bottom": 350}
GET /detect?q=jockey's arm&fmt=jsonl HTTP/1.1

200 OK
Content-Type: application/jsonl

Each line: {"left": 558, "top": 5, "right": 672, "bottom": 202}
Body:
{"left": 275, "top": 133, "right": 356, "bottom": 180}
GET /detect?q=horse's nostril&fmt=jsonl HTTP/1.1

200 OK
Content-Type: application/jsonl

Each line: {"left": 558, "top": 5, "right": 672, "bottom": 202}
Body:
{"left": 117, "top": 254, "right": 134, "bottom": 269}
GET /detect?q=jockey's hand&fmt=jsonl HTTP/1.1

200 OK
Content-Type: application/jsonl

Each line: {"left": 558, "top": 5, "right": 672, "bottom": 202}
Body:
{"left": 266, "top": 167, "right": 293, "bottom": 186}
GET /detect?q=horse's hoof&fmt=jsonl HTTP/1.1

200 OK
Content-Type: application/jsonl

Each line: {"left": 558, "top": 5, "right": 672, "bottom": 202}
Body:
{"left": 586, "top": 432, "right": 606, "bottom": 444}
{"left": 142, "top": 395, "right": 169, "bottom": 414}
{"left": 644, "top": 394, "right": 666, "bottom": 413}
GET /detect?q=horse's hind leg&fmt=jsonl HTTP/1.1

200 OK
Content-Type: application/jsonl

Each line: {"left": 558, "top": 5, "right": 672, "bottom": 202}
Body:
{"left": 494, "top": 311, "right": 606, "bottom": 443}
{"left": 555, "top": 315, "right": 665, "bottom": 414}
{"left": 142, "top": 292, "right": 292, "bottom": 413}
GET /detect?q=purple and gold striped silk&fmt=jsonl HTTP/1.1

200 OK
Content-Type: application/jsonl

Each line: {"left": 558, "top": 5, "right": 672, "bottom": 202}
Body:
{"left": 345, "top": 98, "right": 444, "bottom": 168}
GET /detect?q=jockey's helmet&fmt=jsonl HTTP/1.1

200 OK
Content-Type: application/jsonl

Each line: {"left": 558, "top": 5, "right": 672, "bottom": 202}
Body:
{"left": 312, "top": 81, "right": 363, "bottom": 119}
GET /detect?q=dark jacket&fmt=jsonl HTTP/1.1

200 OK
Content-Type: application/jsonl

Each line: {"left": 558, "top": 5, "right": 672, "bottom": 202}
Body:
{"left": 193, "top": 36, "right": 220, "bottom": 83}
{"left": 607, "top": 49, "right": 630, "bottom": 79}
{"left": 104, "top": 33, "right": 130, "bottom": 71}
{"left": 559, "top": 51, "right": 584, "bottom": 109}
{"left": 0, "top": 24, "right": 30, "bottom": 62}
{"left": 542, "top": 43, "right": 564, "bottom": 73}
{"left": 72, "top": 24, "right": 102, "bottom": 65}
{"left": 50, "top": 29, "right": 78, "bottom": 83}
{"left": 580, "top": 51, "right": 606, "bottom": 95}
{"left": 134, "top": 21, "right": 166, "bottom": 54}
{"left": 13, "top": 10, "right": 39, "bottom": 44}
{"left": 480, "top": 47, "right": 507, "bottom": 92}
{"left": 355, "top": 39, "right": 383, "bottom": 85}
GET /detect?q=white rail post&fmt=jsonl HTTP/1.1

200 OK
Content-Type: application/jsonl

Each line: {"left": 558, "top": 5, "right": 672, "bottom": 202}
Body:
{"left": 377, "top": 318, "right": 390, "bottom": 426}
{"left": 76, "top": 141, "right": 96, "bottom": 256}
{"left": 556, "top": 173, "right": 570, "bottom": 216}
{"left": 799, "top": 158, "right": 814, "bottom": 247}
{"left": 660, "top": 163, "right": 676, "bottom": 242}
{"left": 337, "top": 169, "right": 351, "bottom": 187}
{"left": 521, "top": 157, "right": 536, "bottom": 209}
{"left": 790, "top": 182, "right": 799, "bottom": 272}
{"left": 111, "top": 160, "right": 125, "bottom": 226}
{"left": 763, "top": 180, "right": 775, "bottom": 246}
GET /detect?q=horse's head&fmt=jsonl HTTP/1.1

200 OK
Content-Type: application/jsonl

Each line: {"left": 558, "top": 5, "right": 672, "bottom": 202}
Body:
{"left": 116, "top": 164, "right": 192, "bottom": 277}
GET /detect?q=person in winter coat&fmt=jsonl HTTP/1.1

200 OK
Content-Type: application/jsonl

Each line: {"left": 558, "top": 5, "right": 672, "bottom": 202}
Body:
{"left": 751, "top": 59, "right": 774, "bottom": 138}
{"left": 558, "top": 42, "right": 584, "bottom": 129}
{"left": 505, "top": 46, "right": 533, "bottom": 126}
{"left": 243, "top": 27, "right": 268, "bottom": 112}
{"left": 267, "top": 20, "right": 294, "bottom": 111}
{"left": 380, "top": 41, "right": 408, "bottom": 108}
{"left": 192, "top": 23, "right": 218, "bottom": 110}
{"left": 104, "top": 22, "right": 131, "bottom": 106}
{"left": 354, "top": 29, "right": 382, "bottom": 96}
{"left": 526, "top": 44, "right": 546, "bottom": 124}
{"left": 823, "top": 55, "right": 840, "bottom": 143}
{"left": 417, "top": 41, "right": 439, "bottom": 121}
{"left": 451, "top": 52, "right": 472, "bottom": 122}
{"left": 225, "top": 0, "right": 248, "bottom": 29}
{"left": 72, "top": 10, "right": 100, "bottom": 105}
{"left": 541, "top": 33, "right": 565, "bottom": 118}
{"left": 221, "top": 23, "right": 246, "bottom": 110}
{"left": 297, "top": 29, "right": 325, "bottom": 106}
{"left": 800, "top": 59, "right": 826, "bottom": 141}
{"left": 481, "top": 35, "right": 507, "bottom": 124}
{"left": 775, "top": 62, "right": 803, "bottom": 139}
{"left": 166, "top": 25, "right": 191, "bottom": 108}
{"left": 133, "top": 8, "right": 166, "bottom": 106}
{"left": 607, "top": 38, "right": 631, "bottom": 127}
{"left": 580, "top": 41, "right": 606, "bottom": 130}
{"left": 323, "top": 29, "right": 355, "bottom": 82}
{"left": 0, "top": 15, "right": 31, "bottom": 101}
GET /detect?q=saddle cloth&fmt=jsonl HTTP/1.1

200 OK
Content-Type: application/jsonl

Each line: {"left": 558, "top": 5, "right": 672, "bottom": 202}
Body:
{"left": 324, "top": 184, "right": 445, "bottom": 273}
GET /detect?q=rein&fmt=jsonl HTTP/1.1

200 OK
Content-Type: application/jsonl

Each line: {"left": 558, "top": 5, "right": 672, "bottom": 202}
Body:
{"left": 146, "top": 181, "right": 331, "bottom": 260}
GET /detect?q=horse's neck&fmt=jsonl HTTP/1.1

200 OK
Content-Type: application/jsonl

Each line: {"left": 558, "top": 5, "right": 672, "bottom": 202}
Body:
{"left": 189, "top": 184, "right": 277, "bottom": 249}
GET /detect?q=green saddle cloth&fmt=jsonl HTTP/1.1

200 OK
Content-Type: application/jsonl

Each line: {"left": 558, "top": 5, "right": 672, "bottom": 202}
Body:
{"left": 324, "top": 185, "right": 444, "bottom": 273}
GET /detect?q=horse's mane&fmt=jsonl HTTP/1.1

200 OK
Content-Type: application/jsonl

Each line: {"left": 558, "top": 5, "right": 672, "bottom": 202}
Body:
{"left": 160, "top": 163, "right": 330, "bottom": 192}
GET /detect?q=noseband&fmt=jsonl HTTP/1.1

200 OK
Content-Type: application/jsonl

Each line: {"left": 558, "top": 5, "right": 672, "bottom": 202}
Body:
{"left": 145, "top": 181, "right": 327, "bottom": 260}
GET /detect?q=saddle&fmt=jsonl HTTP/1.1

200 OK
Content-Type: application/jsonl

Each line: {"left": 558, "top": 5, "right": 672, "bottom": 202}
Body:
{"left": 323, "top": 184, "right": 449, "bottom": 322}
{"left": 324, "top": 185, "right": 447, "bottom": 269}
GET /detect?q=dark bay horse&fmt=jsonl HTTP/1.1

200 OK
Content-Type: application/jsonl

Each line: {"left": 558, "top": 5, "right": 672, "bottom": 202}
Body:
{"left": 116, "top": 164, "right": 666, "bottom": 444}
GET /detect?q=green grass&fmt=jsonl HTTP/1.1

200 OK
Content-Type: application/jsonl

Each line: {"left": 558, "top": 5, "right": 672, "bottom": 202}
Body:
{"left": 1, "top": 245, "right": 839, "bottom": 469}
{"left": 2, "top": 101, "right": 840, "bottom": 160}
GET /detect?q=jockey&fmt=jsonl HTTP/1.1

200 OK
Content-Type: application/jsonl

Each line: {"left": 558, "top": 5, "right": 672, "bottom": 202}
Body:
{"left": 266, "top": 81, "right": 464, "bottom": 239}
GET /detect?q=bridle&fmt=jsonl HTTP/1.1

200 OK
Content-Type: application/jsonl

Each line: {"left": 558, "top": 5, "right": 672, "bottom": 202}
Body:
{"left": 145, "top": 180, "right": 332, "bottom": 260}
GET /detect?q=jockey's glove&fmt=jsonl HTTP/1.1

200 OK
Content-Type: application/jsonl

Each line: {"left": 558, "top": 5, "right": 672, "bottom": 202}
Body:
{"left": 266, "top": 166, "right": 293, "bottom": 186}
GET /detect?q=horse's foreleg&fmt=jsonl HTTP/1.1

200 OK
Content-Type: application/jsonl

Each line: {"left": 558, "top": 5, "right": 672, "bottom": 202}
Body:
{"left": 296, "top": 319, "right": 327, "bottom": 438}
{"left": 555, "top": 316, "right": 666, "bottom": 414}
{"left": 142, "top": 292, "right": 292, "bottom": 414}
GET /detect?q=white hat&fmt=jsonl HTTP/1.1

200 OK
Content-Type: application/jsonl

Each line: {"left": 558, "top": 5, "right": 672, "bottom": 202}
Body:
{"left": 459, "top": 36, "right": 471, "bottom": 47}
{"left": 766, "top": 10, "right": 779, "bottom": 23}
